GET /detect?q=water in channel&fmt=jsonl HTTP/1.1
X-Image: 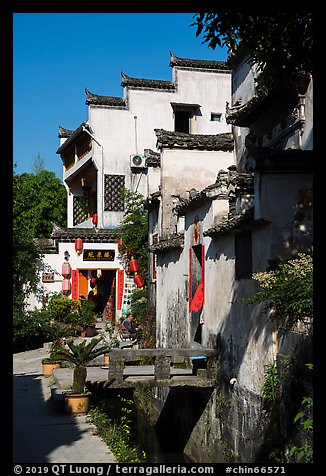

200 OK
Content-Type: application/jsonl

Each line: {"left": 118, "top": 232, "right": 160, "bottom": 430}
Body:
{"left": 90, "top": 388, "right": 194, "bottom": 463}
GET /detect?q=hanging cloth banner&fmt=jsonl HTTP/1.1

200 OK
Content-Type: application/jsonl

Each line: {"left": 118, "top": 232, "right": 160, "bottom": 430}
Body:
{"left": 189, "top": 282, "right": 204, "bottom": 312}
{"left": 117, "top": 269, "right": 124, "bottom": 311}
{"left": 71, "top": 269, "right": 79, "bottom": 300}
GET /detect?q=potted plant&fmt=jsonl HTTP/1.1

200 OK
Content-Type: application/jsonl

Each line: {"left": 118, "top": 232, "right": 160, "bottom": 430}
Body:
{"left": 42, "top": 334, "right": 68, "bottom": 377}
{"left": 50, "top": 337, "right": 112, "bottom": 414}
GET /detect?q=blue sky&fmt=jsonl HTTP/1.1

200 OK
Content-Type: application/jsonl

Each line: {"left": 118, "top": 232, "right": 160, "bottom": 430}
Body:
{"left": 13, "top": 13, "right": 228, "bottom": 179}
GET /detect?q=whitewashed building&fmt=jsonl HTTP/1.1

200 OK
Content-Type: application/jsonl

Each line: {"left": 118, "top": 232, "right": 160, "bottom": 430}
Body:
{"left": 32, "top": 51, "right": 232, "bottom": 323}
{"left": 149, "top": 49, "right": 313, "bottom": 462}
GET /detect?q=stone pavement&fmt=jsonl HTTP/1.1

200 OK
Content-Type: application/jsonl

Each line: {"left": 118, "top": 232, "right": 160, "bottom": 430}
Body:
{"left": 13, "top": 340, "right": 117, "bottom": 463}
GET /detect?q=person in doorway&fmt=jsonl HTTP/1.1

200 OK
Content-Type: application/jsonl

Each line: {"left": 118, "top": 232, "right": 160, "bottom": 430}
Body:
{"left": 121, "top": 314, "right": 140, "bottom": 341}
{"left": 102, "top": 297, "right": 113, "bottom": 321}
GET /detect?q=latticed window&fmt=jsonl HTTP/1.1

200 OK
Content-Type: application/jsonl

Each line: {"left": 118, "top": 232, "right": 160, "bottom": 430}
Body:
{"left": 104, "top": 174, "right": 125, "bottom": 211}
{"left": 73, "top": 194, "right": 97, "bottom": 225}
{"left": 73, "top": 196, "right": 89, "bottom": 225}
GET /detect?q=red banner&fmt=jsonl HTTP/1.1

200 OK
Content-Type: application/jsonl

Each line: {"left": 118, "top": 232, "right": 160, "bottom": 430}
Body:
{"left": 189, "top": 282, "right": 204, "bottom": 312}
{"left": 116, "top": 269, "right": 124, "bottom": 310}
{"left": 71, "top": 270, "right": 79, "bottom": 300}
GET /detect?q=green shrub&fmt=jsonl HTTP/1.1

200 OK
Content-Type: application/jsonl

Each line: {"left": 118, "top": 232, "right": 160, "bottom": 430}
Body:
{"left": 47, "top": 293, "right": 80, "bottom": 323}
{"left": 13, "top": 307, "right": 52, "bottom": 353}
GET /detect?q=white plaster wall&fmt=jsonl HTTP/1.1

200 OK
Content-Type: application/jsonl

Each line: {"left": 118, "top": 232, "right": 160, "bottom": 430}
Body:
{"left": 232, "top": 59, "right": 259, "bottom": 105}
{"left": 182, "top": 199, "right": 274, "bottom": 395}
{"left": 175, "top": 69, "right": 231, "bottom": 134}
{"left": 147, "top": 167, "right": 161, "bottom": 196}
{"left": 155, "top": 248, "right": 189, "bottom": 348}
{"left": 258, "top": 174, "right": 313, "bottom": 258}
{"left": 160, "top": 149, "right": 234, "bottom": 234}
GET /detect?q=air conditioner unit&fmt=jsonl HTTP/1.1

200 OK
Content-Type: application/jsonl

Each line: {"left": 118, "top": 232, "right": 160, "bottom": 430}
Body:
{"left": 130, "top": 154, "right": 147, "bottom": 169}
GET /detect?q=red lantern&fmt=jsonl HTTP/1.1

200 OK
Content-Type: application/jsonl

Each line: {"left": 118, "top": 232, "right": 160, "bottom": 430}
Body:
{"left": 129, "top": 257, "right": 139, "bottom": 273}
{"left": 75, "top": 238, "right": 83, "bottom": 254}
{"left": 92, "top": 213, "right": 98, "bottom": 226}
{"left": 134, "top": 273, "right": 144, "bottom": 288}
{"left": 62, "top": 278, "right": 71, "bottom": 294}
{"left": 90, "top": 277, "right": 97, "bottom": 289}
{"left": 62, "top": 262, "right": 71, "bottom": 278}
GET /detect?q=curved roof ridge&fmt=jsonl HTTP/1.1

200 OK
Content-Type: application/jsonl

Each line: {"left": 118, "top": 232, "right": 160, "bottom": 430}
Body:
{"left": 169, "top": 50, "right": 230, "bottom": 71}
{"left": 154, "top": 129, "right": 234, "bottom": 151}
{"left": 121, "top": 72, "right": 175, "bottom": 90}
{"left": 85, "top": 88, "right": 126, "bottom": 107}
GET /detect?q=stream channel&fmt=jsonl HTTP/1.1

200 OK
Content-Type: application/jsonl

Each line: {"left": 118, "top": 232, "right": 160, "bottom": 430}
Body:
{"left": 91, "top": 388, "right": 194, "bottom": 463}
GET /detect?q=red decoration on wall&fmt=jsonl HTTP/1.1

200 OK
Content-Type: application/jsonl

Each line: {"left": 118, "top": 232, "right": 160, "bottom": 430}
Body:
{"left": 71, "top": 270, "right": 79, "bottom": 300}
{"left": 189, "top": 282, "right": 204, "bottom": 312}
{"left": 117, "top": 269, "right": 124, "bottom": 311}
{"left": 90, "top": 277, "right": 97, "bottom": 288}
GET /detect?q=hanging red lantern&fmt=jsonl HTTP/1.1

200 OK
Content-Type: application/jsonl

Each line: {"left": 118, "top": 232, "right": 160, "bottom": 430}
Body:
{"left": 129, "top": 257, "right": 139, "bottom": 273}
{"left": 75, "top": 238, "right": 83, "bottom": 255}
{"left": 62, "top": 262, "right": 71, "bottom": 278}
{"left": 90, "top": 277, "right": 97, "bottom": 289}
{"left": 92, "top": 213, "right": 98, "bottom": 226}
{"left": 134, "top": 273, "right": 144, "bottom": 288}
{"left": 62, "top": 278, "right": 71, "bottom": 294}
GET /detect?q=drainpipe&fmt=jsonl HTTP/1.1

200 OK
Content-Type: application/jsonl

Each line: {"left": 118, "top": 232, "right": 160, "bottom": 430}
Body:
{"left": 82, "top": 126, "right": 103, "bottom": 228}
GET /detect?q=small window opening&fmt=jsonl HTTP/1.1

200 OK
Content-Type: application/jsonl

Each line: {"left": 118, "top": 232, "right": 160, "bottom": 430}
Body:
{"left": 211, "top": 113, "right": 222, "bottom": 122}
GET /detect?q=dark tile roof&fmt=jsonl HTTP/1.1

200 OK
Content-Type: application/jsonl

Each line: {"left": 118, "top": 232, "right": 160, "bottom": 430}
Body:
{"left": 174, "top": 168, "right": 253, "bottom": 215}
{"left": 225, "top": 82, "right": 297, "bottom": 127}
{"left": 58, "top": 126, "right": 74, "bottom": 138}
{"left": 144, "top": 149, "right": 161, "bottom": 167}
{"left": 56, "top": 122, "right": 92, "bottom": 154}
{"left": 169, "top": 51, "right": 230, "bottom": 72}
{"left": 50, "top": 225, "right": 118, "bottom": 243}
{"left": 204, "top": 207, "right": 270, "bottom": 237}
{"left": 85, "top": 88, "right": 127, "bottom": 107}
{"left": 121, "top": 72, "right": 176, "bottom": 90}
{"left": 155, "top": 129, "right": 234, "bottom": 151}
{"left": 34, "top": 238, "right": 58, "bottom": 253}
{"left": 170, "top": 102, "right": 201, "bottom": 110}
{"left": 150, "top": 233, "right": 184, "bottom": 254}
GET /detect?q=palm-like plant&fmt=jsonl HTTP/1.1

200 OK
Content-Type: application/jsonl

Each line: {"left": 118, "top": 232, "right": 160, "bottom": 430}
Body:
{"left": 51, "top": 337, "right": 112, "bottom": 394}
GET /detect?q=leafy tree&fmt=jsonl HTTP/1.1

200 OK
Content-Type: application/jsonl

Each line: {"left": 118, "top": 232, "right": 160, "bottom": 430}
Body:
{"left": 116, "top": 189, "right": 148, "bottom": 278}
{"left": 191, "top": 13, "right": 312, "bottom": 84}
{"left": 239, "top": 253, "right": 313, "bottom": 331}
{"left": 114, "top": 189, "right": 149, "bottom": 327}
{"left": 13, "top": 162, "right": 67, "bottom": 315}
{"left": 13, "top": 167, "right": 66, "bottom": 238}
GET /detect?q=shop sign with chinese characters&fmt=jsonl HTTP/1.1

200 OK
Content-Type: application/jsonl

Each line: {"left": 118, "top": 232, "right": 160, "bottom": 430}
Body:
{"left": 83, "top": 249, "right": 115, "bottom": 261}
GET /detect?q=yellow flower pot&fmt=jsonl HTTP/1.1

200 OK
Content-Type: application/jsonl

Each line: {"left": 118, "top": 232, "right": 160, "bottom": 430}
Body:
{"left": 42, "top": 361, "right": 61, "bottom": 377}
{"left": 65, "top": 394, "right": 90, "bottom": 415}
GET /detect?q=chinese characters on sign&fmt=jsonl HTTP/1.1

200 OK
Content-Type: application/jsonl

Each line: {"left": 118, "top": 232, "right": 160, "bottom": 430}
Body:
{"left": 83, "top": 249, "right": 115, "bottom": 261}
{"left": 116, "top": 270, "right": 124, "bottom": 310}
{"left": 71, "top": 269, "right": 79, "bottom": 300}
{"left": 42, "top": 272, "right": 54, "bottom": 283}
